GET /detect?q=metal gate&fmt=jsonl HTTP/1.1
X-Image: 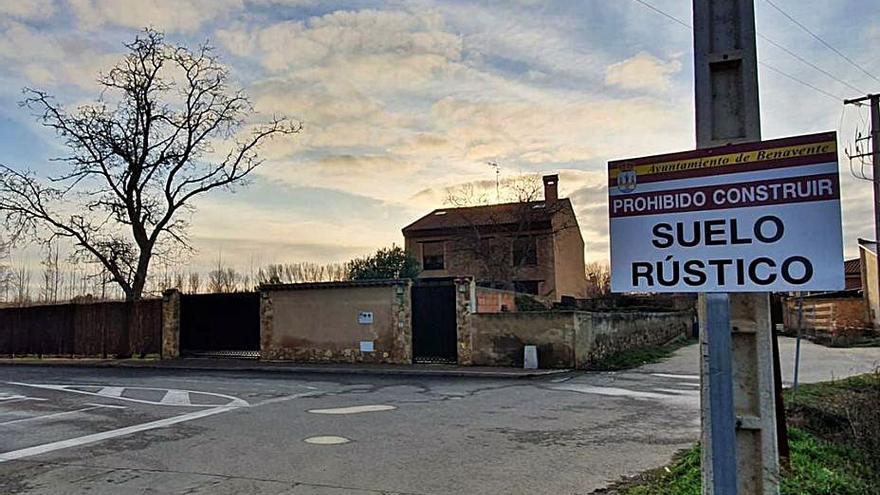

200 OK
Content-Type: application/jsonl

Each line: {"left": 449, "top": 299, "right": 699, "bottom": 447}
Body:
{"left": 179, "top": 292, "right": 260, "bottom": 358}
{"left": 411, "top": 281, "right": 457, "bottom": 364}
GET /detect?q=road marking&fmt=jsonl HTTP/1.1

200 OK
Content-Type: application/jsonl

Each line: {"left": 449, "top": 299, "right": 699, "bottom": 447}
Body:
{"left": 0, "top": 393, "right": 48, "bottom": 403}
{"left": 161, "top": 390, "right": 191, "bottom": 406}
{"left": 304, "top": 436, "right": 350, "bottom": 445}
{"left": 250, "top": 392, "right": 323, "bottom": 407}
{"left": 552, "top": 384, "right": 670, "bottom": 399}
{"left": 0, "top": 406, "right": 105, "bottom": 426}
{"left": 83, "top": 403, "right": 127, "bottom": 409}
{"left": 650, "top": 373, "right": 700, "bottom": 380}
{"left": 7, "top": 383, "right": 248, "bottom": 408}
{"left": 0, "top": 406, "right": 235, "bottom": 463}
{"left": 653, "top": 388, "right": 701, "bottom": 396}
{"left": 308, "top": 405, "right": 396, "bottom": 415}
{"left": 97, "top": 387, "right": 125, "bottom": 397}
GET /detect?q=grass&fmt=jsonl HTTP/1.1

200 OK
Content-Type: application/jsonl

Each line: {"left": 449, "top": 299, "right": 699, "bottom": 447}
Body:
{"left": 616, "top": 429, "right": 876, "bottom": 495}
{"left": 599, "top": 371, "right": 880, "bottom": 495}
{"left": 784, "top": 372, "right": 880, "bottom": 412}
{"left": 588, "top": 337, "right": 696, "bottom": 371}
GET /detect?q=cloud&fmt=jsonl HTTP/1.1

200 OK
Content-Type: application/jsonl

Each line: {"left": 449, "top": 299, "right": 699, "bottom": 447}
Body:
{"left": 605, "top": 51, "right": 682, "bottom": 92}
{"left": 68, "top": 0, "right": 244, "bottom": 33}
{"left": 0, "top": 0, "right": 55, "bottom": 20}
{"left": 0, "top": 19, "right": 120, "bottom": 89}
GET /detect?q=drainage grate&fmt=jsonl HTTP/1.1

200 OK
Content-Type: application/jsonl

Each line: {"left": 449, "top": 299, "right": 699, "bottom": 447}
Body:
{"left": 183, "top": 350, "right": 261, "bottom": 360}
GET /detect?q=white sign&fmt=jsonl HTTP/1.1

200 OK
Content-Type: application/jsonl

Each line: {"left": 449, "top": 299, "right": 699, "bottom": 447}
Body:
{"left": 609, "top": 131, "right": 844, "bottom": 293}
{"left": 357, "top": 311, "right": 373, "bottom": 325}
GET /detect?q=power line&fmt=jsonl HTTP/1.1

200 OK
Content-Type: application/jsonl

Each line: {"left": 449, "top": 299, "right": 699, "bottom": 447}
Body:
{"left": 758, "top": 62, "right": 843, "bottom": 102}
{"left": 628, "top": 0, "right": 846, "bottom": 102}
{"left": 757, "top": 32, "right": 865, "bottom": 95}
{"left": 630, "top": 0, "right": 690, "bottom": 29}
{"left": 763, "top": 0, "right": 880, "bottom": 86}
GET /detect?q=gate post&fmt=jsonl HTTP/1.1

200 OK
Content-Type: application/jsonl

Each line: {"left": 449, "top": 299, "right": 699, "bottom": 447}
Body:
{"left": 455, "top": 277, "right": 475, "bottom": 365}
{"left": 161, "top": 289, "right": 181, "bottom": 359}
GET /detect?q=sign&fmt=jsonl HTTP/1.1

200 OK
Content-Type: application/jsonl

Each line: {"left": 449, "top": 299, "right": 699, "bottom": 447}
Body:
{"left": 358, "top": 311, "right": 373, "bottom": 325}
{"left": 359, "top": 341, "right": 374, "bottom": 352}
{"left": 609, "top": 131, "right": 844, "bottom": 293}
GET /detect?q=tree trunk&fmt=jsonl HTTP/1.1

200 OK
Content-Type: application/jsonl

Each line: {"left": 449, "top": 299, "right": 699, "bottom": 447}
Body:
{"left": 116, "top": 250, "right": 150, "bottom": 358}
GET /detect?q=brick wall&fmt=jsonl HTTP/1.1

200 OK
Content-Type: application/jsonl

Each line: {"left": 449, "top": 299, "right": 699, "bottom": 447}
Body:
{"left": 782, "top": 297, "right": 869, "bottom": 342}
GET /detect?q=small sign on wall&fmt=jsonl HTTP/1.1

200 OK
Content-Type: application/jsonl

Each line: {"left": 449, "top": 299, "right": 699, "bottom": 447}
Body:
{"left": 360, "top": 341, "right": 374, "bottom": 352}
{"left": 358, "top": 311, "right": 374, "bottom": 325}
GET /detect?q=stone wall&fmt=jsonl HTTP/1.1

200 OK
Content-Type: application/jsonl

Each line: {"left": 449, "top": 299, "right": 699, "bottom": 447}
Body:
{"left": 161, "top": 289, "right": 181, "bottom": 359}
{"left": 466, "top": 309, "right": 692, "bottom": 369}
{"left": 573, "top": 311, "right": 691, "bottom": 367}
{"left": 260, "top": 280, "right": 412, "bottom": 364}
{"left": 468, "top": 312, "right": 575, "bottom": 367}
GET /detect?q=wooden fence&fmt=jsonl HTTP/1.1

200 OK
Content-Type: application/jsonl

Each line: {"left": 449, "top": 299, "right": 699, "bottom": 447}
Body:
{"left": 0, "top": 299, "right": 163, "bottom": 357}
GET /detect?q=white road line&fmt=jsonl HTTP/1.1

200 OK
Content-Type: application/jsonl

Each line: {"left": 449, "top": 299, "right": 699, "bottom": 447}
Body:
{"left": 304, "top": 436, "right": 350, "bottom": 445}
{"left": 653, "top": 388, "right": 701, "bottom": 396}
{"left": 650, "top": 373, "right": 700, "bottom": 380}
{"left": 83, "top": 403, "right": 127, "bottom": 409}
{"left": 0, "top": 395, "right": 48, "bottom": 403}
{"left": 160, "top": 390, "right": 191, "bottom": 406}
{"left": 98, "top": 387, "right": 125, "bottom": 398}
{"left": 6, "top": 383, "right": 248, "bottom": 408}
{"left": 0, "top": 406, "right": 235, "bottom": 463}
{"left": 552, "top": 384, "right": 671, "bottom": 399}
{"left": 250, "top": 392, "right": 322, "bottom": 407}
{"left": 308, "top": 405, "right": 396, "bottom": 415}
{"left": 0, "top": 406, "right": 104, "bottom": 427}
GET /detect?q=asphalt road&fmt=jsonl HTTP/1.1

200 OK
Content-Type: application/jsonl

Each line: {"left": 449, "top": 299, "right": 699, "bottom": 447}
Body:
{"left": 1, "top": 337, "right": 877, "bottom": 495}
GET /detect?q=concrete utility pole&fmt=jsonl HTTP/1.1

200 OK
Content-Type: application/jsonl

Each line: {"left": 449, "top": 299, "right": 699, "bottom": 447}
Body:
{"left": 844, "top": 94, "right": 880, "bottom": 318}
{"left": 693, "top": 1, "right": 780, "bottom": 494}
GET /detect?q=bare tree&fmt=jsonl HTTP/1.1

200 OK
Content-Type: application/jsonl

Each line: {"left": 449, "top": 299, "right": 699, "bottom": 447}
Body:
{"left": 444, "top": 175, "right": 576, "bottom": 294}
{"left": 584, "top": 261, "right": 611, "bottom": 298}
{"left": 0, "top": 29, "right": 300, "bottom": 303}
{"left": 256, "top": 261, "right": 348, "bottom": 285}
{"left": 187, "top": 271, "right": 201, "bottom": 293}
{"left": 11, "top": 262, "right": 31, "bottom": 305}
{"left": 0, "top": 239, "right": 11, "bottom": 303}
{"left": 39, "top": 241, "right": 62, "bottom": 303}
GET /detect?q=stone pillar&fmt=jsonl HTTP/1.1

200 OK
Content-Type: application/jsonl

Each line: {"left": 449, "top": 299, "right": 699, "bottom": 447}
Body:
{"left": 391, "top": 280, "right": 413, "bottom": 364}
{"left": 161, "top": 289, "right": 181, "bottom": 359}
{"left": 454, "top": 277, "right": 475, "bottom": 365}
{"left": 260, "top": 289, "right": 274, "bottom": 360}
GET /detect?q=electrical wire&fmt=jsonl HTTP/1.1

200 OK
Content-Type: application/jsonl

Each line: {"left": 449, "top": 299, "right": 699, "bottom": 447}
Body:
{"left": 628, "top": 0, "right": 846, "bottom": 102}
{"left": 758, "top": 62, "right": 844, "bottom": 102}
{"left": 757, "top": 32, "right": 865, "bottom": 95}
{"left": 763, "top": 0, "right": 880, "bottom": 86}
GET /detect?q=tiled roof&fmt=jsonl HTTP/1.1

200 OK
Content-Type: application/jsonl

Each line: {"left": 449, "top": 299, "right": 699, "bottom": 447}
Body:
{"left": 844, "top": 258, "right": 861, "bottom": 275}
{"left": 402, "top": 199, "right": 572, "bottom": 234}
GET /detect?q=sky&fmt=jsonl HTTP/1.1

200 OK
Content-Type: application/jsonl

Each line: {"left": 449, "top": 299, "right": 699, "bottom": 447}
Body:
{"left": 0, "top": 0, "right": 878, "bottom": 273}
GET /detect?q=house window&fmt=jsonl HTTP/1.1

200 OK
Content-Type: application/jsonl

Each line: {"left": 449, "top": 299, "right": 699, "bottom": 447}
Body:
{"left": 514, "top": 280, "right": 540, "bottom": 295}
{"left": 513, "top": 237, "right": 537, "bottom": 266}
{"left": 422, "top": 241, "right": 445, "bottom": 270}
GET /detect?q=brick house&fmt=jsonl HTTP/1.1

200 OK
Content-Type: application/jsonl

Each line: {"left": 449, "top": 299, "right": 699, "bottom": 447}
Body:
{"left": 402, "top": 175, "right": 588, "bottom": 300}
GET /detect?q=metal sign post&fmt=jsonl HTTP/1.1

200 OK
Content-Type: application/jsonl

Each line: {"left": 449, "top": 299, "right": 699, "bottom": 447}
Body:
{"left": 705, "top": 293, "right": 737, "bottom": 493}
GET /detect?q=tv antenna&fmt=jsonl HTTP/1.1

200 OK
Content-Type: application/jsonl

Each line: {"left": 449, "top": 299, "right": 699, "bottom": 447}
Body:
{"left": 487, "top": 161, "right": 500, "bottom": 201}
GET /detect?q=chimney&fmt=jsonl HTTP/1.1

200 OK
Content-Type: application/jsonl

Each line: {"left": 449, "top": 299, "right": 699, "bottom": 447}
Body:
{"left": 543, "top": 174, "right": 559, "bottom": 203}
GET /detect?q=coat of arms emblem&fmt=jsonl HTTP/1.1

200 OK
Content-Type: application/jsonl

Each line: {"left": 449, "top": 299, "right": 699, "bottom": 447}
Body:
{"left": 617, "top": 163, "right": 637, "bottom": 193}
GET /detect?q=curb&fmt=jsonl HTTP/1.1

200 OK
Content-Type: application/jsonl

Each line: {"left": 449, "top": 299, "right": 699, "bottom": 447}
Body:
{"left": 0, "top": 359, "right": 572, "bottom": 380}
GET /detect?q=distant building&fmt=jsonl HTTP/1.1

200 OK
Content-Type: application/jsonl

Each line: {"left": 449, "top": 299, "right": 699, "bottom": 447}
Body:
{"left": 844, "top": 257, "right": 862, "bottom": 290}
{"left": 402, "top": 174, "right": 588, "bottom": 300}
